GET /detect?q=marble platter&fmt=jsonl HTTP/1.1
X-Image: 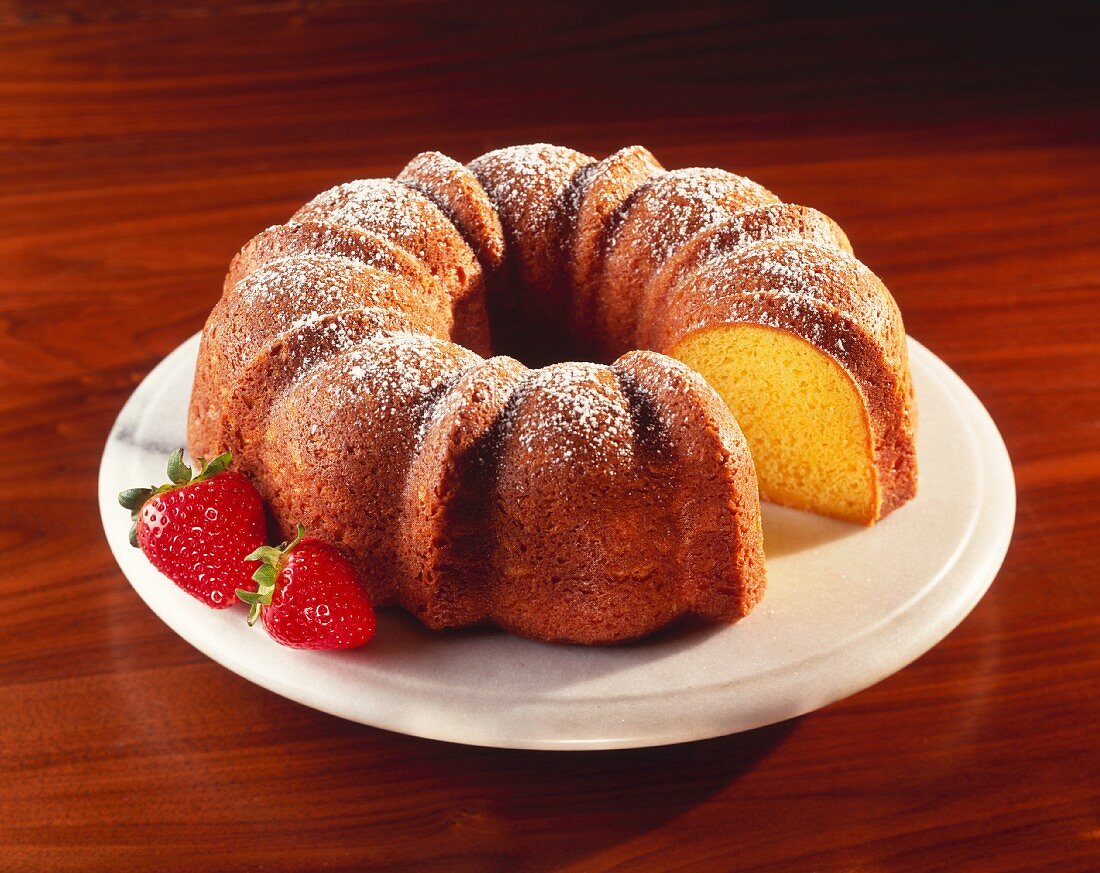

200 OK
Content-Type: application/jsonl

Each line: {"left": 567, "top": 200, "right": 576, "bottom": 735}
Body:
{"left": 99, "top": 335, "right": 1014, "bottom": 750}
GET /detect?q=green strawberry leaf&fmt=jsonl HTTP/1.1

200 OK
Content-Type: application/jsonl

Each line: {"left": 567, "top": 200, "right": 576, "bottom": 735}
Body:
{"left": 252, "top": 563, "right": 277, "bottom": 589}
{"left": 166, "top": 449, "right": 192, "bottom": 485}
{"left": 245, "top": 545, "right": 283, "bottom": 565}
{"left": 118, "top": 487, "right": 153, "bottom": 511}
{"left": 197, "top": 452, "right": 232, "bottom": 481}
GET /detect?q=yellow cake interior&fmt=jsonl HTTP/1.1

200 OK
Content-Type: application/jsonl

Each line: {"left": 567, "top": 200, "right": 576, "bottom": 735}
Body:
{"left": 671, "top": 324, "right": 878, "bottom": 523}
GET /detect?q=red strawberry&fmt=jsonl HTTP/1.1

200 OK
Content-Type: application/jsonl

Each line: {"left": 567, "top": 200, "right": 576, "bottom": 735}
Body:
{"left": 238, "top": 526, "right": 376, "bottom": 650}
{"left": 119, "top": 450, "right": 267, "bottom": 608}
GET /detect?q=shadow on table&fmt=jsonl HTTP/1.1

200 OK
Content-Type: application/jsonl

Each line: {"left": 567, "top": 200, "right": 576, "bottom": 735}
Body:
{"left": 373, "top": 716, "right": 797, "bottom": 867}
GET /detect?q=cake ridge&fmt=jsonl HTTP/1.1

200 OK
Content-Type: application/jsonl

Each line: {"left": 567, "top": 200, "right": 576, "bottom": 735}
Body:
{"left": 593, "top": 166, "right": 781, "bottom": 355}
{"left": 292, "top": 176, "right": 491, "bottom": 354}
{"left": 568, "top": 144, "right": 665, "bottom": 357}
{"left": 397, "top": 150, "right": 507, "bottom": 274}
{"left": 636, "top": 203, "right": 854, "bottom": 351}
{"left": 399, "top": 354, "right": 528, "bottom": 630}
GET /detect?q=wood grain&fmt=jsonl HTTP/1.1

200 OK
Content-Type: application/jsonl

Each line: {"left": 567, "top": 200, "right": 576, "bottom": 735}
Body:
{"left": 1, "top": 2, "right": 1097, "bottom": 870}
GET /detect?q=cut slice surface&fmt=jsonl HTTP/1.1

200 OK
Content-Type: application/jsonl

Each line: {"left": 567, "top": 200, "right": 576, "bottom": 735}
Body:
{"left": 672, "top": 323, "right": 877, "bottom": 523}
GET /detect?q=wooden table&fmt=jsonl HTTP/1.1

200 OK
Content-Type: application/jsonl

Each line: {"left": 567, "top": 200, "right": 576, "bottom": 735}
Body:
{"left": 3, "top": 3, "right": 1097, "bottom": 870}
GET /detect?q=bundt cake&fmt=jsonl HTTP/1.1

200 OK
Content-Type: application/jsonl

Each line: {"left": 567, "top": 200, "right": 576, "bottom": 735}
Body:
{"left": 189, "top": 143, "right": 917, "bottom": 644}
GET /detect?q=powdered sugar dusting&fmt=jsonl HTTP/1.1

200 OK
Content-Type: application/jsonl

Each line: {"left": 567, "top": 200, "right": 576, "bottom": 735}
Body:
{"left": 399, "top": 151, "right": 460, "bottom": 187}
{"left": 233, "top": 252, "right": 446, "bottom": 341}
{"left": 398, "top": 152, "right": 507, "bottom": 270}
{"left": 414, "top": 357, "right": 522, "bottom": 448}
{"left": 279, "top": 221, "right": 426, "bottom": 273}
{"left": 609, "top": 168, "right": 779, "bottom": 264}
{"left": 308, "top": 332, "right": 468, "bottom": 423}
{"left": 237, "top": 255, "right": 366, "bottom": 312}
{"left": 754, "top": 242, "right": 862, "bottom": 289}
{"left": 295, "top": 180, "right": 440, "bottom": 259}
{"left": 282, "top": 311, "right": 396, "bottom": 379}
{"left": 582, "top": 146, "right": 662, "bottom": 219}
{"left": 500, "top": 362, "right": 636, "bottom": 471}
{"left": 684, "top": 240, "right": 895, "bottom": 354}
{"left": 696, "top": 205, "right": 846, "bottom": 264}
{"left": 469, "top": 144, "right": 593, "bottom": 234}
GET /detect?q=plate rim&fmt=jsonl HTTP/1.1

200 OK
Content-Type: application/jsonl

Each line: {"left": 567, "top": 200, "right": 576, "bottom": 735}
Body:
{"left": 98, "top": 334, "right": 1015, "bottom": 750}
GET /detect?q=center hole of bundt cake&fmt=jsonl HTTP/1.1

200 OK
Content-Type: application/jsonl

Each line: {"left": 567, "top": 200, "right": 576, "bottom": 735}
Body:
{"left": 483, "top": 295, "right": 605, "bottom": 368}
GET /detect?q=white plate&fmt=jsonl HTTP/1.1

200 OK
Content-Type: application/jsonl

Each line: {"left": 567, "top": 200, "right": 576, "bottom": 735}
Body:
{"left": 99, "top": 334, "right": 1014, "bottom": 750}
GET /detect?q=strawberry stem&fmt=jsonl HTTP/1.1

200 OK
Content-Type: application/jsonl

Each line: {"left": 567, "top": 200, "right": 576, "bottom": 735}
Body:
{"left": 237, "top": 524, "right": 307, "bottom": 626}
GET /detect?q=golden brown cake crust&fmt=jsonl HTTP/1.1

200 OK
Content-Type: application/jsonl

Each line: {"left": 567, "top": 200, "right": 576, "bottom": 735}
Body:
{"left": 485, "top": 361, "right": 689, "bottom": 644}
{"left": 568, "top": 145, "right": 664, "bottom": 356}
{"left": 189, "top": 254, "right": 449, "bottom": 461}
{"left": 397, "top": 151, "right": 507, "bottom": 274}
{"left": 189, "top": 141, "right": 920, "bottom": 644}
{"left": 595, "top": 168, "right": 780, "bottom": 355}
{"left": 212, "top": 309, "right": 436, "bottom": 479}
{"left": 223, "top": 220, "right": 437, "bottom": 301}
{"left": 613, "top": 351, "right": 766, "bottom": 618}
{"left": 400, "top": 354, "right": 527, "bottom": 629}
{"left": 638, "top": 202, "right": 853, "bottom": 352}
{"left": 258, "top": 333, "right": 479, "bottom": 605}
{"left": 293, "top": 180, "right": 491, "bottom": 355}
